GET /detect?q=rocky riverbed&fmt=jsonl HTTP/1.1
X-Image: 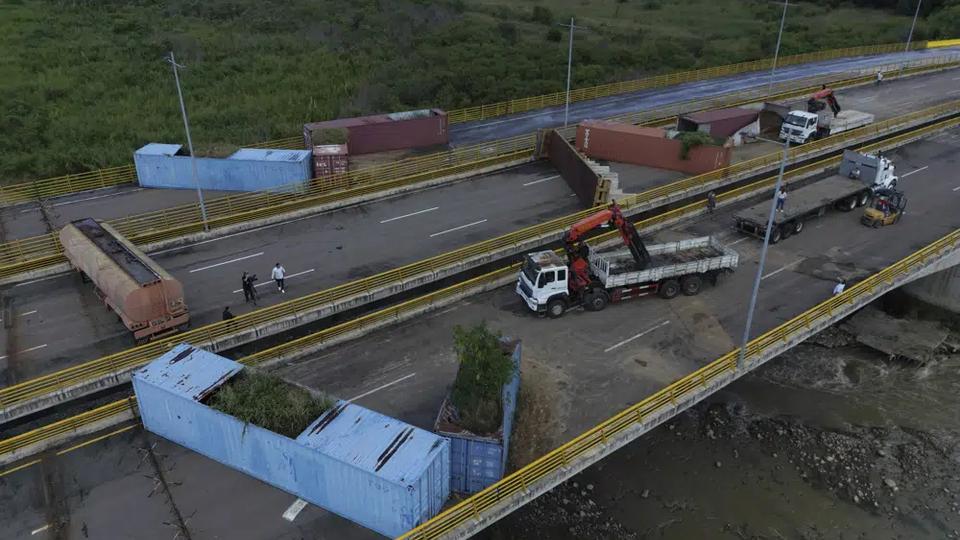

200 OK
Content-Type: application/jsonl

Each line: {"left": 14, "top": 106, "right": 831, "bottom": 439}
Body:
{"left": 485, "top": 315, "right": 960, "bottom": 539}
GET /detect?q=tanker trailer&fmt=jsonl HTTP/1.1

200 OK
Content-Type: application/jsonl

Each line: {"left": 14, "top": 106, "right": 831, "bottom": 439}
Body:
{"left": 59, "top": 218, "right": 190, "bottom": 344}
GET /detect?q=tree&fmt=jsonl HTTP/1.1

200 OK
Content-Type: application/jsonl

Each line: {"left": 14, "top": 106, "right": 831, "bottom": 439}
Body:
{"left": 531, "top": 5, "right": 553, "bottom": 24}
{"left": 615, "top": 0, "right": 629, "bottom": 16}
{"left": 450, "top": 323, "right": 515, "bottom": 434}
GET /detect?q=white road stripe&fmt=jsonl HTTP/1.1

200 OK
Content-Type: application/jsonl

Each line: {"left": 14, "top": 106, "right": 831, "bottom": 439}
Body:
{"left": 900, "top": 165, "right": 928, "bottom": 178}
{"left": 151, "top": 212, "right": 330, "bottom": 255}
{"left": 728, "top": 237, "right": 751, "bottom": 246}
{"left": 429, "top": 219, "right": 487, "bottom": 238}
{"left": 379, "top": 207, "right": 439, "bottom": 224}
{"left": 19, "top": 310, "right": 38, "bottom": 317}
{"left": 347, "top": 373, "right": 416, "bottom": 402}
{"left": 523, "top": 175, "right": 560, "bottom": 187}
{"left": 30, "top": 524, "right": 50, "bottom": 535}
{"left": 604, "top": 320, "right": 670, "bottom": 353}
{"left": 19, "top": 190, "right": 145, "bottom": 213}
{"left": 0, "top": 343, "right": 49, "bottom": 361}
{"left": 953, "top": 185, "right": 960, "bottom": 192}
{"left": 762, "top": 259, "right": 802, "bottom": 280}
{"left": 14, "top": 275, "right": 63, "bottom": 288}
{"left": 231, "top": 268, "right": 315, "bottom": 293}
{"left": 282, "top": 499, "right": 309, "bottom": 522}
{"left": 189, "top": 252, "right": 264, "bottom": 273}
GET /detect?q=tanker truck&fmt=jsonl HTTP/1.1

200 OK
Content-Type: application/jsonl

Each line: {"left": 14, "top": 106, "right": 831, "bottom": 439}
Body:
{"left": 59, "top": 218, "right": 190, "bottom": 344}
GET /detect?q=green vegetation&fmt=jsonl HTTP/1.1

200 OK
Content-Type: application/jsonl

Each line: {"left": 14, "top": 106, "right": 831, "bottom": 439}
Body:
{"left": 450, "top": 323, "right": 515, "bottom": 434}
{"left": 1, "top": 0, "right": 955, "bottom": 181}
{"left": 209, "top": 371, "right": 332, "bottom": 438}
{"left": 676, "top": 130, "right": 719, "bottom": 159}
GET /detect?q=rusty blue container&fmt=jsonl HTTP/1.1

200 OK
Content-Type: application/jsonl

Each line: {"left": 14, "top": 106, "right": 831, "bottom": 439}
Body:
{"left": 133, "top": 344, "right": 450, "bottom": 537}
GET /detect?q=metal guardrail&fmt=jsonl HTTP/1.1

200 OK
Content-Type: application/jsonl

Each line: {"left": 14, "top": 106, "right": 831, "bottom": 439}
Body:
{"left": 0, "top": 56, "right": 955, "bottom": 282}
{"left": 444, "top": 42, "right": 927, "bottom": 123}
{"left": 2, "top": 106, "right": 957, "bottom": 432}
{"left": 0, "top": 102, "right": 957, "bottom": 415}
{"left": 399, "top": 224, "right": 960, "bottom": 540}
{"left": 5, "top": 40, "right": 946, "bottom": 207}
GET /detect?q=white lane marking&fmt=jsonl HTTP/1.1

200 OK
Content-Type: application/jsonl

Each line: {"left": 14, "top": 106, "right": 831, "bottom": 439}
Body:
{"left": 379, "top": 207, "right": 439, "bottom": 224}
{"left": 429, "top": 219, "right": 487, "bottom": 238}
{"left": 953, "top": 185, "right": 960, "bottom": 192}
{"left": 0, "top": 343, "right": 49, "bottom": 360}
{"left": 231, "top": 268, "right": 315, "bottom": 293}
{"left": 604, "top": 320, "right": 670, "bottom": 353}
{"left": 728, "top": 237, "right": 751, "bottom": 246}
{"left": 953, "top": 76, "right": 960, "bottom": 81}
{"left": 523, "top": 175, "right": 560, "bottom": 187}
{"left": 151, "top": 212, "right": 328, "bottom": 255}
{"left": 857, "top": 96, "right": 877, "bottom": 102}
{"left": 20, "top": 310, "right": 38, "bottom": 317}
{"left": 900, "top": 165, "right": 928, "bottom": 178}
{"left": 282, "top": 498, "right": 309, "bottom": 522}
{"left": 189, "top": 252, "right": 264, "bottom": 273}
{"left": 14, "top": 275, "right": 63, "bottom": 288}
{"left": 31, "top": 524, "right": 51, "bottom": 535}
{"left": 347, "top": 373, "right": 417, "bottom": 403}
{"left": 762, "top": 259, "right": 802, "bottom": 280}
{"left": 19, "top": 190, "right": 145, "bottom": 213}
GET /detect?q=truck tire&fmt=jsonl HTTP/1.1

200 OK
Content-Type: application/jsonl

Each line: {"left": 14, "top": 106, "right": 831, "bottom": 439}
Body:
{"left": 546, "top": 298, "right": 566, "bottom": 319}
{"left": 839, "top": 196, "right": 857, "bottom": 212}
{"left": 857, "top": 191, "right": 869, "bottom": 207}
{"left": 792, "top": 220, "right": 803, "bottom": 235}
{"left": 769, "top": 227, "right": 782, "bottom": 244}
{"left": 681, "top": 275, "right": 703, "bottom": 296}
{"left": 659, "top": 279, "right": 681, "bottom": 299}
{"left": 584, "top": 291, "right": 608, "bottom": 312}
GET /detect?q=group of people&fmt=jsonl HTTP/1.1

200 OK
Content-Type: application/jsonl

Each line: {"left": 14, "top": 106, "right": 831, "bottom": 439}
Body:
{"left": 222, "top": 262, "right": 288, "bottom": 320}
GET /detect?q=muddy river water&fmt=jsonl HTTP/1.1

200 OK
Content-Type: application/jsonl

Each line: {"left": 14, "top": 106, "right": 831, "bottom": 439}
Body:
{"left": 485, "top": 312, "right": 960, "bottom": 539}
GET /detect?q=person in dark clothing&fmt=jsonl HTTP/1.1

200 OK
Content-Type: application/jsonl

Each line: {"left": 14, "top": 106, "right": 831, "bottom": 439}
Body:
{"left": 706, "top": 191, "right": 717, "bottom": 213}
{"left": 242, "top": 272, "right": 258, "bottom": 305}
{"left": 222, "top": 307, "right": 234, "bottom": 320}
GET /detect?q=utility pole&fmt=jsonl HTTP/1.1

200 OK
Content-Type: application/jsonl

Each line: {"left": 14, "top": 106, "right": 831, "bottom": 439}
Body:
{"left": 898, "top": 0, "right": 923, "bottom": 79}
{"left": 736, "top": 136, "right": 791, "bottom": 371}
{"left": 766, "top": 0, "right": 789, "bottom": 97}
{"left": 166, "top": 51, "right": 209, "bottom": 231}
{"left": 558, "top": 18, "right": 588, "bottom": 127}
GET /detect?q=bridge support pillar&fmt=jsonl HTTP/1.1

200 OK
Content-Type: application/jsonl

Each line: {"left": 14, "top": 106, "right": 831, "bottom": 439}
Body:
{"left": 902, "top": 265, "right": 960, "bottom": 315}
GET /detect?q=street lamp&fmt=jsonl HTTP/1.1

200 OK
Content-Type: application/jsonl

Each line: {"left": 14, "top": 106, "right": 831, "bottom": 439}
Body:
{"left": 736, "top": 135, "right": 791, "bottom": 370}
{"left": 898, "top": 0, "right": 923, "bottom": 79}
{"left": 766, "top": 0, "right": 789, "bottom": 97}
{"left": 558, "top": 18, "right": 589, "bottom": 127}
{"left": 166, "top": 51, "right": 209, "bottom": 231}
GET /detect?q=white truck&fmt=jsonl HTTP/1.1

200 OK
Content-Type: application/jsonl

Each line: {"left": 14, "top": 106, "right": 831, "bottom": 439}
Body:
{"left": 734, "top": 150, "right": 899, "bottom": 243}
{"left": 778, "top": 88, "right": 874, "bottom": 144}
{"left": 516, "top": 236, "right": 739, "bottom": 318}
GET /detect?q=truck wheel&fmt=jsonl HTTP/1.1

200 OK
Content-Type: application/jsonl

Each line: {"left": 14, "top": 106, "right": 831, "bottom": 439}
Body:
{"left": 546, "top": 299, "right": 566, "bottom": 318}
{"left": 584, "top": 291, "right": 608, "bottom": 312}
{"left": 769, "top": 227, "right": 782, "bottom": 244}
{"left": 792, "top": 220, "right": 803, "bottom": 235}
{"left": 681, "top": 275, "right": 703, "bottom": 296}
{"left": 841, "top": 197, "right": 857, "bottom": 212}
{"left": 857, "top": 192, "right": 869, "bottom": 207}
{"left": 658, "top": 279, "right": 681, "bottom": 299}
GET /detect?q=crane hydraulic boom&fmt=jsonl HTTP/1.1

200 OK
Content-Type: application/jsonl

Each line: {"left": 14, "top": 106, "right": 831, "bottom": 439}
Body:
{"left": 563, "top": 201, "right": 650, "bottom": 293}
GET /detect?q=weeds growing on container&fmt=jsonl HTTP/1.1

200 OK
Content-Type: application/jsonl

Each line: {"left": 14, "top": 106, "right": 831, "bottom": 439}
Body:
{"left": 209, "top": 372, "right": 332, "bottom": 438}
{"left": 450, "top": 323, "right": 515, "bottom": 434}
{"left": 676, "top": 130, "right": 718, "bottom": 160}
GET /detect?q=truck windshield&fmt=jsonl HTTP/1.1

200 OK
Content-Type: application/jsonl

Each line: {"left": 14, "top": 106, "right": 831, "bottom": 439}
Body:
{"left": 521, "top": 257, "right": 540, "bottom": 285}
{"left": 784, "top": 113, "right": 808, "bottom": 127}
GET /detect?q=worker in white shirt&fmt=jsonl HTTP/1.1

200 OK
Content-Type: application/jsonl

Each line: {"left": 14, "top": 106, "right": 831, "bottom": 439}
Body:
{"left": 271, "top": 262, "right": 287, "bottom": 293}
{"left": 776, "top": 187, "right": 787, "bottom": 213}
{"left": 876, "top": 71, "right": 884, "bottom": 86}
{"left": 832, "top": 279, "right": 846, "bottom": 296}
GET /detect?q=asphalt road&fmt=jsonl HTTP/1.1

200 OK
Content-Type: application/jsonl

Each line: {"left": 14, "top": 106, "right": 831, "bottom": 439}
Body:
{"left": 2, "top": 70, "right": 959, "bottom": 387}
{"left": 2, "top": 126, "right": 957, "bottom": 540}
{"left": 2, "top": 48, "right": 956, "bottom": 243}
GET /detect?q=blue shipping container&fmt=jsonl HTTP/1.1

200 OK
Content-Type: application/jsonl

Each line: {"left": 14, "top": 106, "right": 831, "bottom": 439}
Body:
{"left": 133, "top": 344, "right": 450, "bottom": 538}
{"left": 133, "top": 144, "right": 312, "bottom": 192}
{"left": 435, "top": 341, "right": 521, "bottom": 494}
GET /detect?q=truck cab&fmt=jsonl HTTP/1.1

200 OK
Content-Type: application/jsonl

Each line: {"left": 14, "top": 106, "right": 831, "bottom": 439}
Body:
{"left": 779, "top": 111, "right": 819, "bottom": 144}
{"left": 838, "top": 149, "right": 898, "bottom": 192}
{"left": 516, "top": 251, "right": 569, "bottom": 317}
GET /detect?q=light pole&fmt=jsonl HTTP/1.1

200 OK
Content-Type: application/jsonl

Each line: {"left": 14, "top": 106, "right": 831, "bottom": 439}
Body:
{"left": 558, "top": 18, "right": 588, "bottom": 127}
{"left": 736, "top": 135, "right": 791, "bottom": 371}
{"left": 166, "top": 51, "right": 209, "bottom": 231}
{"left": 766, "top": 0, "right": 789, "bottom": 97}
{"left": 897, "top": 0, "right": 923, "bottom": 79}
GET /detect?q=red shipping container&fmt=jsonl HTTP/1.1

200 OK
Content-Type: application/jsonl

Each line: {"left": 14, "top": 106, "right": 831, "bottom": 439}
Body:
{"left": 312, "top": 144, "right": 349, "bottom": 178}
{"left": 576, "top": 120, "right": 731, "bottom": 175}
{"left": 304, "top": 109, "right": 448, "bottom": 155}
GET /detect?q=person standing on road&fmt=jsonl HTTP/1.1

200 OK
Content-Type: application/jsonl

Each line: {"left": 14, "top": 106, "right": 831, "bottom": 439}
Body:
{"left": 242, "top": 272, "right": 258, "bottom": 305}
{"left": 876, "top": 71, "right": 884, "bottom": 86}
{"left": 222, "top": 307, "right": 234, "bottom": 320}
{"left": 272, "top": 262, "right": 286, "bottom": 294}
{"left": 833, "top": 279, "right": 846, "bottom": 296}
{"left": 706, "top": 191, "right": 717, "bottom": 213}
{"left": 776, "top": 187, "right": 787, "bottom": 213}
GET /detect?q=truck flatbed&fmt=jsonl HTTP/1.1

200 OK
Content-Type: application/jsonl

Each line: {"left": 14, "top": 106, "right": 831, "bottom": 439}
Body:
{"left": 590, "top": 236, "right": 738, "bottom": 289}
{"left": 734, "top": 175, "right": 866, "bottom": 228}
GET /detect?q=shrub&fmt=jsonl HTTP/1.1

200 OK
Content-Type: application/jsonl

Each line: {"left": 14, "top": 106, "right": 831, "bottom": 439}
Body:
{"left": 531, "top": 5, "right": 553, "bottom": 25}
{"left": 546, "top": 27, "right": 563, "bottom": 42}
{"left": 209, "top": 372, "right": 332, "bottom": 438}
{"left": 313, "top": 127, "right": 348, "bottom": 145}
{"left": 675, "top": 130, "right": 717, "bottom": 160}
{"left": 450, "top": 323, "right": 515, "bottom": 434}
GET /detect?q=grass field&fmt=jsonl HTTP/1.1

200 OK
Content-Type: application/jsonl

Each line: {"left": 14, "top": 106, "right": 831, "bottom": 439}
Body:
{"left": 0, "top": 0, "right": 936, "bottom": 181}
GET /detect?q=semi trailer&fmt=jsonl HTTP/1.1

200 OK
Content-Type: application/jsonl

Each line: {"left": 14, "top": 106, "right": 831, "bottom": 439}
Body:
{"left": 59, "top": 218, "right": 190, "bottom": 344}
{"left": 516, "top": 202, "right": 739, "bottom": 318}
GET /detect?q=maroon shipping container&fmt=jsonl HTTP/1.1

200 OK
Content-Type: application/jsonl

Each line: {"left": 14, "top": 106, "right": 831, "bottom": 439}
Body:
{"left": 576, "top": 120, "right": 731, "bottom": 175}
{"left": 303, "top": 109, "right": 448, "bottom": 155}
{"left": 312, "top": 144, "right": 349, "bottom": 178}
{"left": 677, "top": 108, "right": 759, "bottom": 138}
